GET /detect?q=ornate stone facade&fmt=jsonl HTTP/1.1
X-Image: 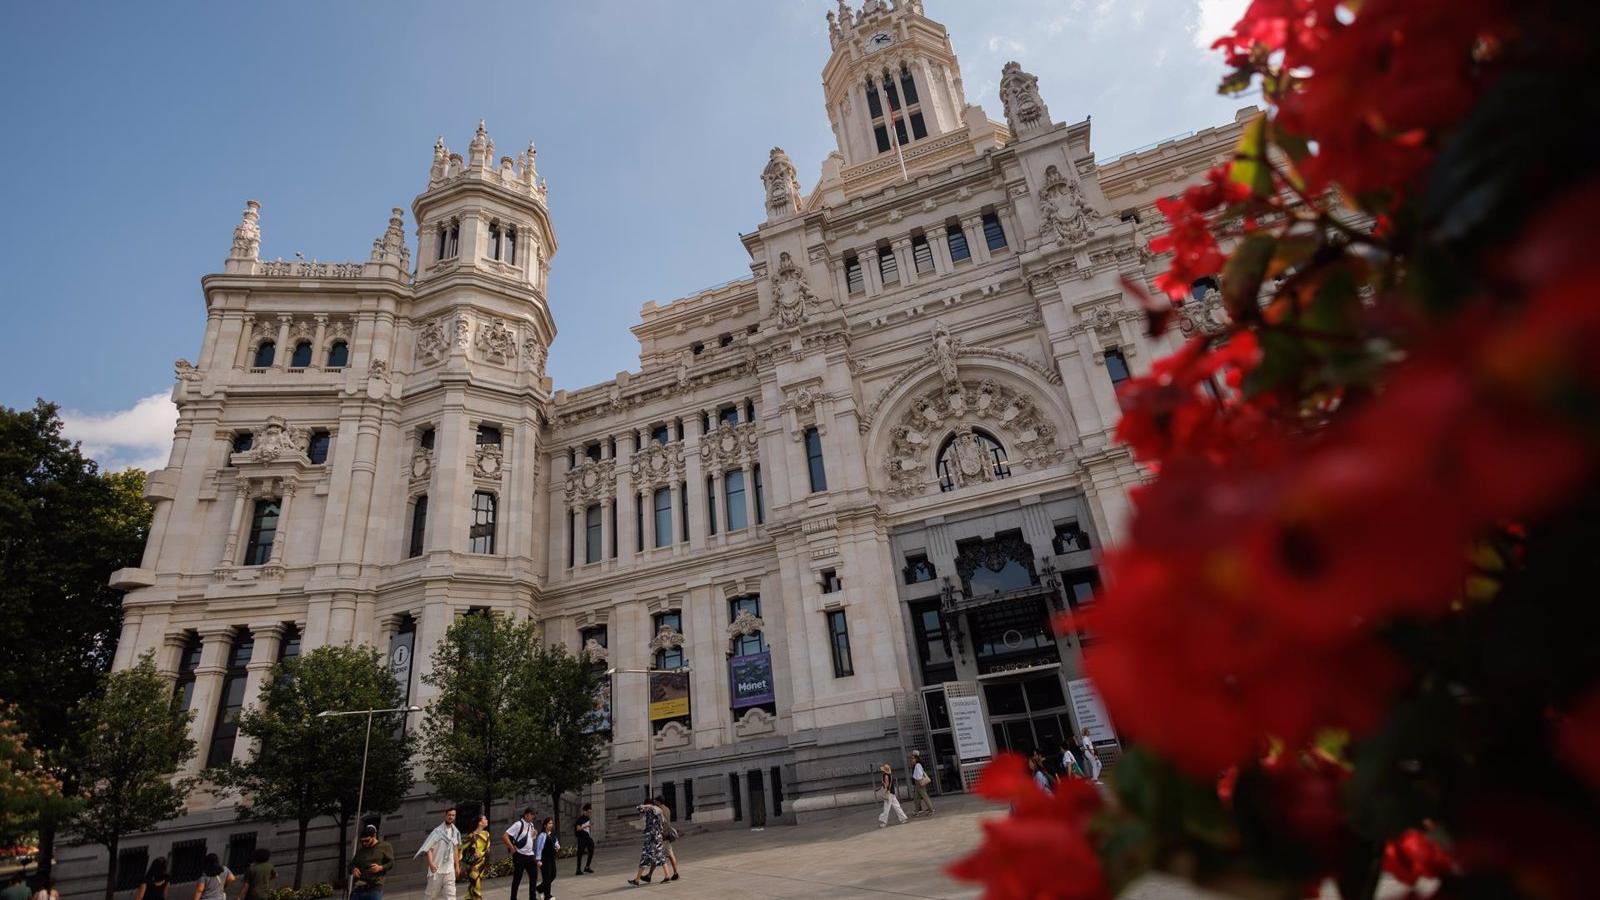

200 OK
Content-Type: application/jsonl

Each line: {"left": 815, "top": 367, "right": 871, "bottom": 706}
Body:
{"left": 88, "top": 3, "right": 1255, "bottom": 893}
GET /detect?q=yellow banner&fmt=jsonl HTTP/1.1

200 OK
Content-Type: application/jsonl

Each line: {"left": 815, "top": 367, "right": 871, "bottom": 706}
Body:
{"left": 648, "top": 671, "right": 690, "bottom": 721}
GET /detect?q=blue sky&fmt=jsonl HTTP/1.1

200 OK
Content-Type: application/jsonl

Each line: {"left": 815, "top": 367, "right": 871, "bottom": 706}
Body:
{"left": 0, "top": 0, "right": 1247, "bottom": 469}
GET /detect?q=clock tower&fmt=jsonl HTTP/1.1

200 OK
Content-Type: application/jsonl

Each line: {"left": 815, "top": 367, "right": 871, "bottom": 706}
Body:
{"left": 821, "top": 0, "right": 974, "bottom": 171}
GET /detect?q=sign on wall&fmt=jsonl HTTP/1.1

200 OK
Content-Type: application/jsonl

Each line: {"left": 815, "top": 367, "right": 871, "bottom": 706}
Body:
{"left": 588, "top": 675, "right": 613, "bottom": 734}
{"left": 648, "top": 670, "right": 690, "bottom": 721}
{"left": 729, "top": 651, "right": 775, "bottom": 709}
{"left": 1066, "top": 677, "right": 1118, "bottom": 744}
{"left": 948, "top": 694, "right": 993, "bottom": 761}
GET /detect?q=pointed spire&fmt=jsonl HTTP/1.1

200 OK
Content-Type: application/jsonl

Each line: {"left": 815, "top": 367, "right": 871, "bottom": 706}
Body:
{"left": 521, "top": 140, "right": 538, "bottom": 184}
{"left": 469, "top": 119, "right": 491, "bottom": 169}
{"left": 229, "top": 200, "right": 261, "bottom": 261}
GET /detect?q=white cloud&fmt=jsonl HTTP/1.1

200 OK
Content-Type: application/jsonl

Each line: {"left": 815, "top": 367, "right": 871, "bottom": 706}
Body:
{"left": 985, "top": 35, "right": 1027, "bottom": 56}
{"left": 1193, "top": 0, "right": 1250, "bottom": 49}
{"left": 61, "top": 391, "right": 177, "bottom": 472}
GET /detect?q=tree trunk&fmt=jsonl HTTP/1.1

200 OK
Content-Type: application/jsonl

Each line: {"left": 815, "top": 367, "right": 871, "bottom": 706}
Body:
{"left": 293, "top": 816, "right": 310, "bottom": 888}
{"left": 102, "top": 836, "right": 119, "bottom": 900}
{"left": 551, "top": 790, "right": 561, "bottom": 836}
{"left": 335, "top": 813, "right": 352, "bottom": 890}
{"left": 37, "top": 817, "right": 56, "bottom": 880}
{"left": 483, "top": 789, "right": 493, "bottom": 830}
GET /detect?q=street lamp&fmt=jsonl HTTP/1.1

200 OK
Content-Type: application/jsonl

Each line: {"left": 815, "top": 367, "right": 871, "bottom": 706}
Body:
{"left": 318, "top": 704, "right": 421, "bottom": 900}
{"left": 604, "top": 666, "right": 690, "bottom": 802}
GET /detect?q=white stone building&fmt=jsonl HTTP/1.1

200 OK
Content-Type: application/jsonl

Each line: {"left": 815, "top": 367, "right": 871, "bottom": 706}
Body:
{"left": 73, "top": 0, "right": 1252, "bottom": 890}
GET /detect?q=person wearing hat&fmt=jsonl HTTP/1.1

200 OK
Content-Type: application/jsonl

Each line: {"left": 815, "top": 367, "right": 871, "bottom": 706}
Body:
{"left": 876, "top": 762, "right": 909, "bottom": 827}
{"left": 503, "top": 807, "right": 540, "bottom": 900}
{"left": 349, "top": 824, "right": 394, "bottom": 900}
{"left": 909, "top": 751, "right": 935, "bottom": 816}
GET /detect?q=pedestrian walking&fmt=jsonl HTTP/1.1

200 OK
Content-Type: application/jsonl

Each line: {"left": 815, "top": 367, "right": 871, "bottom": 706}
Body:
{"left": 876, "top": 763, "right": 908, "bottom": 827}
{"left": 909, "top": 750, "right": 936, "bottom": 816}
{"left": 657, "top": 796, "right": 681, "bottom": 881}
{"left": 349, "top": 825, "right": 395, "bottom": 900}
{"left": 503, "top": 807, "right": 540, "bottom": 900}
{"left": 27, "top": 879, "right": 57, "bottom": 900}
{"left": 416, "top": 807, "right": 462, "bottom": 900}
{"left": 238, "top": 848, "right": 276, "bottom": 900}
{"left": 461, "top": 815, "right": 491, "bottom": 900}
{"left": 1079, "top": 731, "right": 1103, "bottom": 781}
{"left": 190, "top": 855, "right": 231, "bottom": 900}
{"left": 2, "top": 874, "right": 30, "bottom": 900}
{"left": 573, "top": 803, "right": 596, "bottom": 875}
{"left": 627, "top": 798, "right": 667, "bottom": 886}
{"left": 533, "top": 816, "right": 560, "bottom": 900}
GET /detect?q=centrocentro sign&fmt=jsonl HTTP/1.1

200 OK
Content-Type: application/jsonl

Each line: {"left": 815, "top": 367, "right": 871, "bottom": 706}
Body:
{"left": 729, "top": 651, "right": 775, "bottom": 709}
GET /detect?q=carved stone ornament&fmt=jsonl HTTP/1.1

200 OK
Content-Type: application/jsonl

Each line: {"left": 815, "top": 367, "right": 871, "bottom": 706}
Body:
{"left": 1178, "top": 287, "right": 1230, "bottom": 337}
{"left": 563, "top": 458, "right": 616, "bottom": 505}
{"left": 735, "top": 706, "right": 777, "bottom": 739}
{"left": 230, "top": 200, "right": 261, "bottom": 260}
{"left": 654, "top": 720, "right": 692, "bottom": 749}
{"left": 648, "top": 624, "right": 686, "bottom": 653}
{"left": 1036, "top": 164, "right": 1099, "bottom": 247}
{"left": 522, "top": 336, "right": 548, "bottom": 377}
{"left": 453, "top": 316, "right": 473, "bottom": 351}
{"left": 948, "top": 424, "right": 994, "bottom": 489}
{"left": 415, "top": 319, "right": 448, "bottom": 365}
{"left": 249, "top": 416, "right": 310, "bottom": 464}
{"left": 699, "top": 421, "right": 759, "bottom": 471}
{"left": 782, "top": 386, "right": 818, "bottom": 413}
{"left": 629, "top": 440, "right": 684, "bottom": 492}
{"left": 1068, "top": 303, "right": 1142, "bottom": 339}
{"left": 472, "top": 442, "right": 504, "bottom": 479}
{"left": 883, "top": 379, "right": 1067, "bottom": 497}
{"left": 475, "top": 318, "right": 516, "bottom": 365}
{"left": 327, "top": 320, "right": 352, "bottom": 342}
{"left": 582, "top": 637, "right": 609, "bottom": 661}
{"left": 409, "top": 444, "right": 432, "bottom": 483}
{"left": 931, "top": 321, "right": 962, "bottom": 388}
{"left": 174, "top": 358, "right": 202, "bottom": 382}
{"left": 762, "top": 147, "right": 803, "bottom": 217}
{"left": 770, "top": 251, "right": 815, "bottom": 329}
{"left": 726, "top": 608, "right": 766, "bottom": 640}
{"left": 369, "top": 358, "right": 389, "bottom": 380}
{"left": 999, "top": 62, "right": 1050, "bottom": 135}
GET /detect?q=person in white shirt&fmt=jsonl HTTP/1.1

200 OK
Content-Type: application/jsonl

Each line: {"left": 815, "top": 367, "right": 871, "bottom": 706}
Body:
{"left": 416, "top": 808, "right": 462, "bottom": 900}
{"left": 1079, "top": 731, "right": 1104, "bottom": 781}
{"left": 503, "top": 807, "right": 540, "bottom": 900}
{"left": 909, "top": 750, "right": 936, "bottom": 816}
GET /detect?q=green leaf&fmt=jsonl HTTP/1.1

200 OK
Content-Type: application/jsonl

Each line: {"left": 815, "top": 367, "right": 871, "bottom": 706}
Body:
{"left": 1230, "top": 114, "right": 1273, "bottom": 198}
{"left": 1222, "top": 233, "right": 1277, "bottom": 322}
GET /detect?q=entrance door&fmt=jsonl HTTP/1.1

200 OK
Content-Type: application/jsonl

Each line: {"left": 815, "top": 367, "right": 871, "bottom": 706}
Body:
{"left": 747, "top": 769, "right": 768, "bottom": 828}
{"left": 982, "top": 671, "right": 1074, "bottom": 758}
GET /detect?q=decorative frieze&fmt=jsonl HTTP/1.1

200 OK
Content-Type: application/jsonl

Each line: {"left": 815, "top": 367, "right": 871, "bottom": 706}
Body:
{"left": 883, "top": 378, "right": 1067, "bottom": 497}
{"left": 563, "top": 458, "right": 616, "bottom": 505}
{"left": 476, "top": 318, "right": 516, "bottom": 365}
{"left": 698, "top": 421, "right": 759, "bottom": 471}
{"left": 629, "top": 441, "right": 684, "bottom": 492}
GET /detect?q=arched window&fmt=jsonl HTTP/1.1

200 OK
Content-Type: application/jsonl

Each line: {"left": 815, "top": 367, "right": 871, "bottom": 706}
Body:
{"left": 253, "top": 341, "right": 275, "bottom": 368}
{"left": 439, "top": 219, "right": 460, "bottom": 259}
{"left": 326, "top": 340, "right": 349, "bottom": 368}
{"left": 290, "top": 341, "right": 313, "bottom": 368}
{"left": 936, "top": 428, "right": 1011, "bottom": 492}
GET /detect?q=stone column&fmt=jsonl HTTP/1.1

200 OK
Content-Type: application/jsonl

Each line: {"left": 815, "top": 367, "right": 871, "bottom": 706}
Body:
{"left": 159, "top": 632, "right": 187, "bottom": 682}
{"left": 642, "top": 482, "right": 657, "bottom": 552}
{"left": 311, "top": 315, "right": 328, "bottom": 370}
{"left": 600, "top": 498, "right": 615, "bottom": 561}
{"left": 219, "top": 476, "right": 251, "bottom": 567}
{"left": 684, "top": 418, "right": 707, "bottom": 550}
{"left": 412, "top": 596, "right": 453, "bottom": 709}
{"left": 995, "top": 207, "right": 1018, "bottom": 253}
{"left": 231, "top": 622, "right": 285, "bottom": 764}
{"left": 235, "top": 315, "right": 256, "bottom": 370}
{"left": 893, "top": 237, "right": 916, "bottom": 286}
{"left": 272, "top": 314, "right": 292, "bottom": 371}
{"left": 337, "top": 412, "right": 383, "bottom": 566}
{"left": 963, "top": 215, "right": 990, "bottom": 263}
{"left": 741, "top": 463, "right": 758, "bottom": 532}
{"left": 183, "top": 624, "right": 234, "bottom": 775}
{"left": 931, "top": 227, "right": 955, "bottom": 275}
{"left": 708, "top": 471, "right": 724, "bottom": 540}
{"left": 862, "top": 247, "right": 884, "bottom": 296}
{"left": 612, "top": 601, "right": 649, "bottom": 761}
{"left": 112, "top": 613, "right": 143, "bottom": 671}
{"left": 264, "top": 479, "right": 296, "bottom": 571}
{"left": 616, "top": 439, "right": 636, "bottom": 565}
{"left": 668, "top": 481, "right": 684, "bottom": 551}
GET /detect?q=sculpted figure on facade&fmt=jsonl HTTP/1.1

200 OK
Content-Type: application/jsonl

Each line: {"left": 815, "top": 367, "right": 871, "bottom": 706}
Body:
{"left": 648, "top": 623, "right": 686, "bottom": 654}
{"left": 251, "top": 416, "right": 310, "bottom": 464}
{"left": 1178, "top": 285, "right": 1229, "bottom": 336}
{"left": 762, "top": 147, "right": 803, "bottom": 218}
{"left": 174, "top": 359, "right": 201, "bottom": 382}
{"left": 931, "top": 322, "right": 962, "bottom": 387}
{"left": 522, "top": 335, "right": 548, "bottom": 377}
{"left": 453, "top": 315, "right": 473, "bottom": 352}
{"left": 770, "top": 251, "right": 815, "bottom": 329}
{"left": 230, "top": 200, "right": 261, "bottom": 260}
{"left": 999, "top": 61, "right": 1050, "bottom": 135}
{"left": 882, "top": 378, "right": 1066, "bottom": 497}
{"left": 475, "top": 318, "right": 516, "bottom": 365}
{"left": 415, "top": 318, "right": 448, "bottom": 364}
{"left": 1037, "top": 164, "right": 1098, "bottom": 247}
{"left": 948, "top": 424, "right": 994, "bottom": 489}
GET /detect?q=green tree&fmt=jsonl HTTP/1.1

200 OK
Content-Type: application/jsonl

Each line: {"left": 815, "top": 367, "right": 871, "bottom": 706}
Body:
{"left": 69, "top": 655, "right": 195, "bottom": 900}
{"left": 525, "top": 643, "right": 609, "bottom": 834}
{"left": 419, "top": 613, "right": 544, "bottom": 823}
{"left": 212, "top": 645, "right": 414, "bottom": 887}
{"left": 0, "top": 400, "right": 153, "bottom": 875}
{"left": 0, "top": 707, "right": 67, "bottom": 849}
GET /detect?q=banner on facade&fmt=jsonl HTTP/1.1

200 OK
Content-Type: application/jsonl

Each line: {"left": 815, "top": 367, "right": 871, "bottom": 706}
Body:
{"left": 588, "top": 675, "right": 613, "bottom": 734}
{"left": 648, "top": 670, "right": 690, "bottom": 721}
{"left": 948, "top": 694, "right": 993, "bottom": 761}
{"left": 1066, "top": 677, "right": 1118, "bottom": 744}
{"left": 729, "top": 651, "right": 775, "bottom": 709}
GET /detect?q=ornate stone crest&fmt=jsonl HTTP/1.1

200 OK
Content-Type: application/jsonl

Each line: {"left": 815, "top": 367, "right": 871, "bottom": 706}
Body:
{"left": 453, "top": 316, "right": 473, "bottom": 351}
{"left": 699, "top": 421, "right": 759, "bottom": 471}
{"left": 415, "top": 319, "right": 448, "bottom": 364}
{"left": 883, "top": 379, "right": 1066, "bottom": 497}
{"left": 409, "top": 444, "right": 432, "bottom": 484}
{"left": 581, "top": 637, "right": 609, "bottom": 662}
{"left": 1036, "top": 164, "right": 1098, "bottom": 247}
{"left": 475, "top": 318, "right": 516, "bottom": 365}
{"left": 770, "top": 251, "right": 815, "bottom": 329}
{"left": 762, "top": 147, "right": 803, "bottom": 218}
{"left": 368, "top": 358, "right": 389, "bottom": 380}
{"left": 563, "top": 458, "right": 616, "bottom": 505}
{"left": 999, "top": 62, "right": 1050, "bottom": 135}
{"left": 522, "top": 336, "right": 548, "bottom": 377}
{"left": 648, "top": 624, "right": 686, "bottom": 653}
{"left": 1178, "top": 286, "right": 1230, "bottom": 337}
{"left": 250, "top": 416, "right": 310, "bottom": 464}
{"left": 726, "top": 608, "right": 765, "bottom": 640}
{"left": 630, "top": 441, "right": 684, "bottom": 492}
{"left": 472, "top": 442, "right": 504, "bottom": 479}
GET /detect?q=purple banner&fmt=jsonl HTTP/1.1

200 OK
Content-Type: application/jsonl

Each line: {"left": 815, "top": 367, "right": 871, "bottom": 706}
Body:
{"left": 729, "top": 651, "right": 775, "bottom": 709}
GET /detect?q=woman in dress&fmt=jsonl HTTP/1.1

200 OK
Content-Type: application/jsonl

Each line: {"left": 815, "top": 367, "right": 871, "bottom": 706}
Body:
{"left": 463, "top": 815, "right": 491, "bottom": 900}
{"left": 133, "top": 858, "right": 167, "bottom": 900}
{"left": 627, "top": 798, "right": 667, "bottom": 886}
{"left": 656, "top": 796, "right": 681, "bottom": 881}
{"left": 191, "top": 854, "right": 233, "bottom": 900}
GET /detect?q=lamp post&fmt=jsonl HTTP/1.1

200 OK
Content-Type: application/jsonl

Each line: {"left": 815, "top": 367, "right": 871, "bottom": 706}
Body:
{"left": 604, "top": 666, "right": 690, "bottom": 802}
{"left": 318, "top": 704, "right": 421, "bottom": 900}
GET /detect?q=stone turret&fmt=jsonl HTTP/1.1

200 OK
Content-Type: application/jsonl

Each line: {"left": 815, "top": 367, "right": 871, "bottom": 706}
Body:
{"left": 224, "top": 200, "right": 261, "bottom": 273}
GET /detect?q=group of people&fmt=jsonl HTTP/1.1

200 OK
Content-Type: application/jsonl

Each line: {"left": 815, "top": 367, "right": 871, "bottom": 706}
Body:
{"left": 627, "top": 795, "right": 682, "bottom": 887}
{"left": 874, "top": 750, "right": 939, "bottom": 828}
{"left": 1030, "top": 731, "right": 1103, "bottom": 793}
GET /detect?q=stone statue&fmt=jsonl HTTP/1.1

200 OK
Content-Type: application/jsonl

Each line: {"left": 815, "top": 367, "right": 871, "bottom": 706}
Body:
{"left": 174, "top": 359, "right": 201, "bottom": 382}
{"left": 950, "top": 425, "right": 991, "bottom": 487}
{"left": 770, "top": 251, "right": 814, "bottom": 329}
{"left": 230, "top": 200, "right": 261, "bottom": 260}
{"left": 931, "top": 321, "right": 961, "bottom": 387}
{"left": 1037, "top": 164, "right": 1098, "bottom": 246}
{"left": 999, "top": 62, "right": 1050, "bottom": 135}
{"left": 253, "top": 416, "right": 309, "bottom": 463}
{"left": 762, "top": 147, "right": 803, "bottom": 218}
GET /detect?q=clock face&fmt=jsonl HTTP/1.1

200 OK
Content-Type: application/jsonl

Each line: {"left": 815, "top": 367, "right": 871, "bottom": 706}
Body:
{"left": 867, "top": 31, "right": 893, "bottom": 52}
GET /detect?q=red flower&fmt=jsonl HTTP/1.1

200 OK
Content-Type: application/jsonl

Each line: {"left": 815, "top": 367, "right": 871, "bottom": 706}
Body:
{"left": 1556, "top": 688, "right": 1600, "bottom": 793}
{"left": 1383, "top": 828, "right": 1457, "bottom": 885}
{"left": 1114, "top": 333, "right": 1265, "bottom": 465}
{"left": 1210, "top": 0, "right": 1342, "bottom": 70}
{"left": 948, "top": 754, "right": 1110, "bottom": 900}
{"left": 1151, "top": 193, "right": 1228, "bottom": 300}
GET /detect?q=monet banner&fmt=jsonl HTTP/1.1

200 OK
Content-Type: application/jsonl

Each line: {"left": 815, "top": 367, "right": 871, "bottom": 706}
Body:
{"left": 648, "top": 670, "right": 690, "bottom": 721}
{"left": 729, "top": 651, "right": 775, "bottom": 709}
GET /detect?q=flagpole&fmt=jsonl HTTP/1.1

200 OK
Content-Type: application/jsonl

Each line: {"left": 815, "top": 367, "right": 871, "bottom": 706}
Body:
{"left": 889, "top": 101, "right": 910, "bottom": 182}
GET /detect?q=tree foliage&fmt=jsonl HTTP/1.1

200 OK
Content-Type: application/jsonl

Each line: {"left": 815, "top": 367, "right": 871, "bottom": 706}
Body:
{"left": 70, "top": 655, "right": 194, "bottom": 900}
{"left": 0, "top": 707, "right": 65, "bottom": 848}
{"left": 213, "top": 645, "right": 414, "bottom": 888}
{"left": 525, "top": 642, "right": 609, "bottom": 832}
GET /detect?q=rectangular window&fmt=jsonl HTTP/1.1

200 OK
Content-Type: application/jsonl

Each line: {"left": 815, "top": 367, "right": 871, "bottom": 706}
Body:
{"left": 174, "top": 632, "right": 201, "bottom": 710}
{"left": 729, "top": 773, "right": 743, "bottom": 821}
{"left": 910, "top": 600, "right": 956, "bottom": 684}
{"left": 307, "top": 429, "right": 331, "bottom": 464}
{"left": 845, "top": 255, "right": 864, "bottom": 294}
{"left": 982, "top": 212, "right": 1008, "bottom": 251}
{"left": 653, "top": 611, "right": 684, "bottom": 669}
{"left": 946, "top": 223, "right": 971, "bottom": 262}
{"left": 206, "top": 631, "right": 254, "bottom": 768}
{"left": 169, "top": 839, "right": 207, "bottom": 882}
{"left": 827, "top": 610, "right": 854, "bottom": 678}
{"left": 636, "top": 493, "right": 645, "bottom": 552}
{"left": 579, "top": 625, "right": 608, "bottom": 650}
{"left": 804, "top": 427, "right": 827, "bottom": 493}
{"left": 408, "top": 495, "right": 428, "bottom": 558}
{"left": 729, "top": 596, "right": 766, "bottom": 656}
{"left": 469, "top": 491, "right": 497, "bottom": 554}
{"left": 277, "top": 622, "right": 301, "bottom": 663}
{"left": 911, "top": 234, "right": 934, "bottom": 273}
{"left": 476, "top": 424, "right": 502, "bottom": 446}
{"left": 724, "top": 470, "right": 748, "bottom": 531}
{"left": 243, "top": 498, "right": 280, "bottom": 566}
{"left": 899, "top": 68, "right": 919, "bottom": 104}
{"left": 680, "top": 482, "right": 689, "bottom": 543}
{"left": 753, "top": 464, "right": 765, "bottom": 524}
{"left": 820, "top": 568, "right": 841, "bottom": 594}
{"left": 910, "top": 111, "right": 928, "bottom": 140}
{"left": 653, "top": 487, "right": 672, "bottom": 549}
{"left": 225, "top": 833, "right": 257, "bottom": 875}
{"left": 584, "top": 504, "right": 602, "bottom": 564}
{"left": 585, "top": 443, "right": 603, "bottom": 462}
{"left": 567, "top": 509, "right": 576, "bottom": 568}
{"left": 651, "top": 424, "right": 671, "bottom": 445}
{"left": 878, "top": 247, "right": 899, "bottom": 284}
{"left": 610, "top": 495, "right": 618, "bottom": 558}
{"left": 116, "top": 848, "right": 149, "bottom": 891}
{"left": 873, "top": 124, "right": 891, "bottom": 154}
{"left": 1105, "top": 348, "right": 1131, "bottom": 386}
{"left": 719, "top": 406, "right": 739, "bottom": 427}
{"left": 706, "top": 476, "right": 717, "bottom": 536}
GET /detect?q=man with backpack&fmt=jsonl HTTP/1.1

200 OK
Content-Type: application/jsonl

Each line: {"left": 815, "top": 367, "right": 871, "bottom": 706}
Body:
{"left": 502, "top": 807, "right": 540, "bottom": 900}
